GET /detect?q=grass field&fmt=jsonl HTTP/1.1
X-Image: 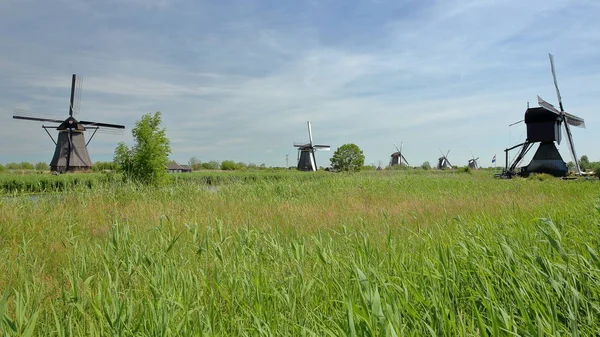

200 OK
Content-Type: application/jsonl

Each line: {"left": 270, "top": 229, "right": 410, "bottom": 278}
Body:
{"left": 1, "top": 170, "right": 599, "bottom": 336}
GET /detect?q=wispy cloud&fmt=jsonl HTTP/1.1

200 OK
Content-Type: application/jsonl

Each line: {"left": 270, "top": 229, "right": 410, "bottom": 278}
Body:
{"left": 1, "top": 0, "right": 599, "bottom": 167}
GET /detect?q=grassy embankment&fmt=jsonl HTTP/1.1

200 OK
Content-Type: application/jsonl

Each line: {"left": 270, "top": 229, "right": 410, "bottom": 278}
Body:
{"left": 1, "top": 170, "right": 599, "bottom": 335}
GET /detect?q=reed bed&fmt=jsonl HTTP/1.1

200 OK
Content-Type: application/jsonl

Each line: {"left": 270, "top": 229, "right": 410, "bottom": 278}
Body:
{"left": 0, "top": 171, "right": 599, "bottom": 336}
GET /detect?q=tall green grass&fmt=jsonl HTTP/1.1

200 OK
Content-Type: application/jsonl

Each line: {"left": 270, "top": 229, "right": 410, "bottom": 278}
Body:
{"left": 0, "top": 171, "right": 599, "bottom": 335}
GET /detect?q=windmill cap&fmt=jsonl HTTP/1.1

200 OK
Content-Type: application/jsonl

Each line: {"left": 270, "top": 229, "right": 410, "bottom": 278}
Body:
{"left": 525, "top": 107, "right": 561, "bottom": 124}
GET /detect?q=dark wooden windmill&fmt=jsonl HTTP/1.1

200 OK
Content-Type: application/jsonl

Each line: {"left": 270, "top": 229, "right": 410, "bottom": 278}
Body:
{"left": 437, "top": 149, "right": 453, "bottom": 170}
{"left": 293, "top": 121, "right": 330, "bottom": 171}
{"left": 468, "top": 153, "right": 479, "bottom": 169}
{"left": 13, "top": 74, "right": 125, "bottom": 173}
{"left": 390, "top": 142, "right": 409, "bottom": 167}
{"left": 503, "top": 54, "right": 585, "bottom": 177}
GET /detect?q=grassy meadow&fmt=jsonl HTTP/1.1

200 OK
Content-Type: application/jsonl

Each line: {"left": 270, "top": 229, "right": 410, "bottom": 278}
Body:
{"left": 1, "top": 169, "right": 599, "bottom": 336}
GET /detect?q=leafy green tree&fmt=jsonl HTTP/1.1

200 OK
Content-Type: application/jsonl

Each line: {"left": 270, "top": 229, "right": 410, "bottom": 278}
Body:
{"left": 6, "top": 163, "right": 19, "bottom": 170}
{"left": 202, "top": 161, "right": 220, "bottom": 170}
{"left": 421, "top": 161, "right": 431, "bottom": 170}
{"left": 330, "top": 143, "right": 365, "bottom": 172}
{"left": 580, "top": 155, "right": 590, "bottom": 171}
{"left": 34, "top": 162, "right": 48, "bottom": 171}
{"left": 0, "top": 163, "right": 6, "bottom": 171}
{"left": 114, "top": 111, "right": 171, "bottom": 185}
{"left": 220, "top": 160, "right": 238, "bottom": 171}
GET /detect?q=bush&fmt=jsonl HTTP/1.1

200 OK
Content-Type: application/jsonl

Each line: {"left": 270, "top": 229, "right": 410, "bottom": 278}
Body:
{"left": 421, "top": 161, "right": 431, "bottom": 170}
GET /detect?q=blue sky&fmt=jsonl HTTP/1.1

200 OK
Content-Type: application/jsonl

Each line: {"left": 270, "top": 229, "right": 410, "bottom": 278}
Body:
{"left": 1, "top": 0, "right": 599, "bottom": 168}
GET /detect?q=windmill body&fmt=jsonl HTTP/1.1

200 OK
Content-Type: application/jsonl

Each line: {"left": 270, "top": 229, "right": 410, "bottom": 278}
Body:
{"left": 293, "top": 121, "right": 330, "bottom": 171}
{"left": 468, "top": 154, "right": 479, "bottom": 169}
{"left": 437, "top": 150, "right": 453, "bottom": 170}
{"left": 503, "top": 54, "right": 585, "bottom": 178}
{"left": 390, "top": 143, "right": 409, "bottom": 167}
{"left": 13, "top": 74, "right": 125, "bottom": 173}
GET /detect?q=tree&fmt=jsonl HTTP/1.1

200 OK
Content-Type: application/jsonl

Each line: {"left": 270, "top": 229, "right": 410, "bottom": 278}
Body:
{"left": 330, "top": 143, "right": 365, "bottom": 172}
{"left": 34, "top": 162, "right": 48, "bottom": 171}
{"left": 580, "top": 155, "right": 590, "bottom": 171}
{"left": 421, "top": 161, "right": 431, "bottom": 170}
{"left": 220, "top": 160, "right": 238, "bottom": 171}
{"left": 188, "top": 157, "right": 202, "bottom": 171}
{"left": 114, "top": 111, "right": 171, "bottom": 185}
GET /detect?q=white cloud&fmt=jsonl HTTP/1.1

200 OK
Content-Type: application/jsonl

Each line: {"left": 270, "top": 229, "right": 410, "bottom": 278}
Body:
{"left": 0, "top": 0, "right": 599, "bottom": 168}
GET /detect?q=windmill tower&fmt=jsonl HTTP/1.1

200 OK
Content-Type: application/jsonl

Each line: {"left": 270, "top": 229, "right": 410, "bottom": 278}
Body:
{"left": 468, "top": 153, "right": 480, "bottom": 169}
{"left": 437, "top": 149, "right": 453, "bottom": 170}
{"left": 390, "top": 142, "right": 410, "bottom": 167}
{"left": 293, "top": 121, "right": 330, "bottom": 171}
{"left": 504, "top": 54, "right": 585, "bottom": 177}
{"left": 13, "top": 74, "right": 125, "bottom": 173}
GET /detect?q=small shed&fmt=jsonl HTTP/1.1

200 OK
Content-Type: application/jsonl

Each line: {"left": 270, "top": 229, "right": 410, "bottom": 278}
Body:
{"left": 167, "top": 162, "right": 193, "bottom": 173}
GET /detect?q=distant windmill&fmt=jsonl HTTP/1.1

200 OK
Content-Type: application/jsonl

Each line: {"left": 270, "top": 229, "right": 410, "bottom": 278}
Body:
{"left": 503, "top": 54, "right": 586, "bottom": 177}
{"left": 390, "top": 142, "right": 409, "bottom": 167}
{"left": 293, "top": 121, "right": 330, "bottom": 171}
{"left": 468, "top": 153, "right": 480, "bottom": 169}
{"left": 437, "top": 149, "right": 453, "bottom": 170}
{"left": 13, "top": 74, "right": 125, "bottom": 172}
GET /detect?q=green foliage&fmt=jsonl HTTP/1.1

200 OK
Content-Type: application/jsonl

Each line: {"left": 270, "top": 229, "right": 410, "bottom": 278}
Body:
{"left": 5, "top": 162, "right": 35, "bottom": 170}
{"left": 93, "top": 161, "right": 118, "bottom": 171}
{"left": 421, "top": 161, "right": 431, "bottom": 170}
{"left": 34, "top": 162, "right": 48, "bottom": 171}
{"left": 1, "top": 172, "right": 600, "bottom": 335}
{"left": 0, "top": 164, "right": 5, "bottom": 171}
{"left": 462, "top": 166, "right": 472, "bottom": 174}
{"left": 202, "top": 161, "right": 220, "bottom": 170}
{"left": 220, "top": 160, "right": 238, "bottom": 171}
{"left": 580, "top": 155, "right": 590, "bottom": 171}
{"left": 188, "top": 157, "right": 202, "bottom": 171}
{"left": 527, "top": 173, "right": 555, "bottom": 181}
{"left": 330, "top": 143, "right": 365, "bottom": 172}
{"left": 114, "top": 111, "right": 171, "bottom": 185}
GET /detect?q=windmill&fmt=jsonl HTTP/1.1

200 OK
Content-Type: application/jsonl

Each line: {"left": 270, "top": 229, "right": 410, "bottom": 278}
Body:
{"left": 293, "top": 121, "right": 330, "bottom": 171}
{"left": 390, "top": 142, "right": 410, "bottom": 167}
{"left": 13, "top": 74, "right": 125, "bottom": 173}
{"left": 437, "top": 149, "right": 453, "bottom": 170}
{"left": 468, "top": 153, "right": 480, "bottom": 169}
{"left": 503, "top": 54, "right": 585, "bottom": 177}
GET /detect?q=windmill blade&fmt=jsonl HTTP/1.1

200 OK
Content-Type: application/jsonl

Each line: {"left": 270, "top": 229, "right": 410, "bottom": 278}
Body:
{"left": 563, "top": 112, "right": 586, "bottom": 128}
{"left": 563, "top": 122, "right": 581, "bottom": 175}
{"left": 537, "top": 96, "right": 561, "bottom": 115}
{"left": 509, "top": 119, "right": 524, "bottom": 127}
{"left": 548, "top": 53, "right": 564, "bottom": 112}
{"left": 439, "top": 148, "right": 446, "bottom": 157}
{"left": 445, "top": 150, "right": 450, "bottom": 159}
{"left": 401, "top": 155, "right": 409, "bottom": 166}
{"left": 79, "top": 120, "right": 125, "bottom": 129}
{"left": 314, "top": 145, "right": 330, "bottom": 151}
{"left": 307, "top": 121, "right": 314, "bottom": 147}
{"left": 393, "top": 143, "right": 401, "bottom": 153}
{"left": 74, "top": 74, "right": 83, "bottom": 115}
{"left": 96, "top": 127, "right": 125, "bottom": 136}
{"left": 13, "top": 109, "right": 64, "bottom": 124}
{"left": 69, "top": 74, "right": 76, "bottom": 117}
{"left": 309, "top": 151, "right": 317, "bottom": 171}
{"left": 475, "top": 157, "right": 479, "bottom": 161}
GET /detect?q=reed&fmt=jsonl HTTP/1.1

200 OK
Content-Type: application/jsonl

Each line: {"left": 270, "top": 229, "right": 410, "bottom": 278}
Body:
{"left": 0, "top": 171, "right": 598, "bottom": 335}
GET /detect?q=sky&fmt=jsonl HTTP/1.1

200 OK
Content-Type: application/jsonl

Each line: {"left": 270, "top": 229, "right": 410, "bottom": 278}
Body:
{"left": 1, "top": 0, "right": 599, "bottom": 168}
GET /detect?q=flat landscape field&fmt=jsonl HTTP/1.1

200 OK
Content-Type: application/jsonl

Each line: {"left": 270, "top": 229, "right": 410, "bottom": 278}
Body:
{"left": 1, "top": 170, "right": 599, "bottom": 336}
